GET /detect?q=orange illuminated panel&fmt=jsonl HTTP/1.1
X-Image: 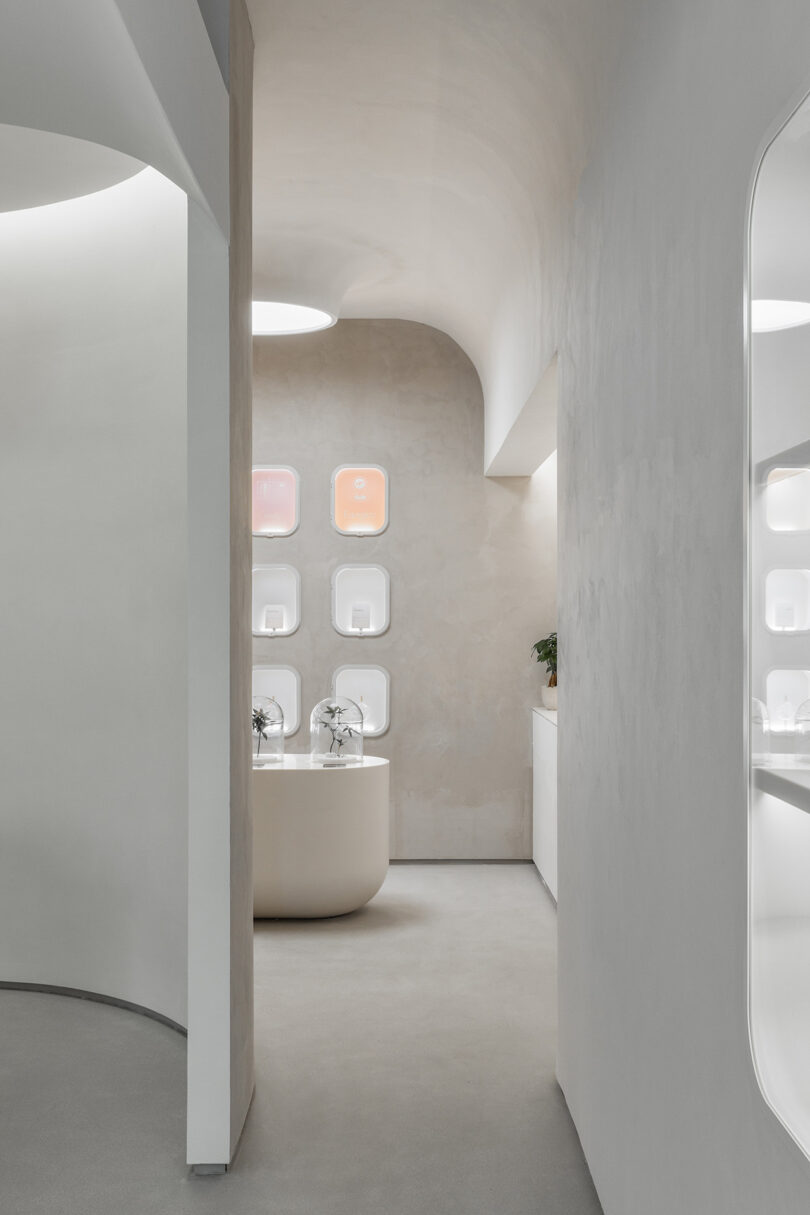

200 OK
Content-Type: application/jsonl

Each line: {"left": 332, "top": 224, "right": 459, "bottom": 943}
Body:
{"left": 332, "top": 466, "right": 388, "bottom": 535}
{"left": 252, "top": 466, "right": 298, "bottom": 536}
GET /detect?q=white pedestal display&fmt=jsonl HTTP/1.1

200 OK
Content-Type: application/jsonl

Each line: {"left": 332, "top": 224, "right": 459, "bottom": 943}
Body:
{"left": 252, "top": 756, "right": 390, "bottom": 918}
{"left": 532, "top": 707, "right": 558, "bottom": 900}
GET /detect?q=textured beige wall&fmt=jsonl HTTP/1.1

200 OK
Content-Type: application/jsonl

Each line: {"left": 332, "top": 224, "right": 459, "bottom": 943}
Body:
{"left": 228, "top": 0, "right": 254, "bottom": 1159}
{"left": 253, "top": 320, "right": 556, "bottom": 859}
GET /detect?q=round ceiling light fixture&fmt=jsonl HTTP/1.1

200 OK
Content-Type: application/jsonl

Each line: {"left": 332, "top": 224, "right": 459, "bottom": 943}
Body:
{"left": 751, "top": 299, "right": 810, "bottom": 333}
{"left": 252, "top": 300, "right": 336, "bottom": 336}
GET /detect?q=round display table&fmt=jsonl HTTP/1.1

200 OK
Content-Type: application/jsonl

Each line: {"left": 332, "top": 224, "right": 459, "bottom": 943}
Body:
{"left": 252, "top": 755, "right": 389, "bottom": 918}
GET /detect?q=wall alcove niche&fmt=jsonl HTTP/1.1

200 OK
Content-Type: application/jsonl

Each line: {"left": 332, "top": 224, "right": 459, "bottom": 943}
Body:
{"left": 749, "top": 88, "right": 810, "bottom": 1159}
{"left": 251, "top": 565, "right": 301, "bottom": 635}
{"left": 252, "top": 665, "right": 301, "bottom": 735}
{"left": 333, "top": 665, "right": 390, "bottom": 736}
{"left": 332, "top": 564, "right": 390, "bottom": 636}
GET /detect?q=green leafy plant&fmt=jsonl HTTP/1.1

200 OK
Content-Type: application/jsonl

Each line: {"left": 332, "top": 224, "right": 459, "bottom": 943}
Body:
{"left": 317, "top": 702, "right": 359, "bottom": 756}
{"left": 252, "top": 705, "right": 271, "bottom": 758}
{"left": 531, "top": 631, "right": 557, "bottom": 687}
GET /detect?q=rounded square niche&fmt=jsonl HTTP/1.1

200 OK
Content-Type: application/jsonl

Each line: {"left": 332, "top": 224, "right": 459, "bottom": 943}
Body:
{"left": 331, "top": 565, "right": 390, "bottom": 636}
{"left": 766, "top": 569, "right": 810, "bottom": 633}
{"left": 765, "top": 468, "right": 810, "bottom": 532}
{"left": 333, "top": 665, "right": 390, "bottom": 736}
{"left": 252, "top": 565, "right": 300, "bottom": 636}
{"left": 252, "top": 466, "right": 299, "bottom": 537}
{"left": 766, "top": 669, "right": 810, "bottom": 736}
{"left": 331, "top": 465, "right": 388, "bottom": 536}
{"left": 252, "top": 665, "right": 300, "bottom": 735}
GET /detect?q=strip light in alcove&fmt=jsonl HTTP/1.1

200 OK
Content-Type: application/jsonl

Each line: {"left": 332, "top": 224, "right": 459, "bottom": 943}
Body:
{"left": 252, "top": 300, "right": 336, "bottom": 335}
{"left": 752, "top": 299, "right": 810, "bottom": 332}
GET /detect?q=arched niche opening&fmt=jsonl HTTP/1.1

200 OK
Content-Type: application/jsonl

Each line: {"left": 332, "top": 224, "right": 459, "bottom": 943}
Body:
{"left": 749, "top": 88, "right": 810, "bottom": 1158}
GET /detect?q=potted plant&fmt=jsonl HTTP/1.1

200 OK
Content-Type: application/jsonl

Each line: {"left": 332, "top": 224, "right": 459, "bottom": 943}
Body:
{"left": 531, "top": 631, "right": 557, "bottom": 710}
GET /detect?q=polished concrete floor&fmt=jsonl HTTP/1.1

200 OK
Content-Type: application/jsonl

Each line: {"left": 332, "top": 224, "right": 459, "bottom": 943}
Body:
{"left": 1, "top": 863, "right": 602, "bottom": 1214}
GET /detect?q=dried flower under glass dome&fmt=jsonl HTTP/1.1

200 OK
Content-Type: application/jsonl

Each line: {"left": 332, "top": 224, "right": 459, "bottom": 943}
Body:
{"left": 310, "top": 696, "right": 364, "bottom": 764}
{"left": 252, "top": 695, "right": 284, "bottom": 765}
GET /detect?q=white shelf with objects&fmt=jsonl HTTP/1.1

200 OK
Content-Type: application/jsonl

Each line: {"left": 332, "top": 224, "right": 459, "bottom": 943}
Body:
{"left": 532, "top": 707, "right": 558, "bottom": 900}
{"left": 749, "top": 93, "right": 810, "bottom": 1160}
{"left": 252, "top": 665, "right": 301, "bottom": 735}
{"left": 251, "top": 564, "right": 300, "bottom": 636}
{"left": 333, "top": 665, "right": 390, "bottom": 736}
{"left": 332, "top": 564, "right": 390, "bottom": 636}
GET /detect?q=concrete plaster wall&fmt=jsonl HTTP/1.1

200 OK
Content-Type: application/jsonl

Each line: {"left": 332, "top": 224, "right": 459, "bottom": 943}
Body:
{"left": 253, "top": 320, "right": 556, "bottom": 859}
{"left": 557, "top": 1, "right": 810, "bottom": 1212}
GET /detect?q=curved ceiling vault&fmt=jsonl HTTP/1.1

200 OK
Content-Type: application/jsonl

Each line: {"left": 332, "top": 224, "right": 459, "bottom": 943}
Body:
{"left": 248, "top": 0, "right": 624, "bottom": 471}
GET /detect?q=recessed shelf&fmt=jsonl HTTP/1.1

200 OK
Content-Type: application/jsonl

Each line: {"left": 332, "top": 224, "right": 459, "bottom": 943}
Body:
{"left": 756, "top": 438, "right": 810, "bottom": 485}
{"left": 766, "top": 569, "right": 810, "bottom": 632}
{"left": 252, "top": 466, "right": 299, "bottom": 536}
{"left": 251, "top": 565, "right": 300, "bottom": 636}
{"left": 331, "top": 465, "right": 388, "bottom": 536}
{"left": 764, "top": 467, "right": 810, "bottom": 532}
{"left": 755, "top": 765, "right": 810, "bottom": 815}
{"left": 252, "top": 665, "right": 300, "bottom": 735}
{"left": 331, "top": 565, "right": 390, "bottom": 636}
{"left": 766, "top": 669, "right": 810, "bottom": 734}
{"left": 333, "top": 665, "right": 390, "bottom": 736}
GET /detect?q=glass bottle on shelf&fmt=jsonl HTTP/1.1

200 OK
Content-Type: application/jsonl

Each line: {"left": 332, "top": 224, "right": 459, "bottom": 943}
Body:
{"left": 310, "top": 697, "right": 364, "bottom": 765}
{"left": 751, "top": 698, "right": 771, "bottom": 768}
{"left": 252, "top": 696, "right": 284, "bottom": 765}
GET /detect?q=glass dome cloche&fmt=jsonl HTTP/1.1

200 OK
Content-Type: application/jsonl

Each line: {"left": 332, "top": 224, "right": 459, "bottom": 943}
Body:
{"left": 796, "top": 699, "right": 810, "bottom": 766}
{"left": 252, "top": 696, "right": 284, "bottom": 765}
{"left": 310, "top": 696, "right": 364, "bottom": 764}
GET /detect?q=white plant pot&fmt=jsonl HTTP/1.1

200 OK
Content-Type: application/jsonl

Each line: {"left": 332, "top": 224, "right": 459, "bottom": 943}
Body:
{"left": 541, "top": 685, "right": 558, "bottom": 711}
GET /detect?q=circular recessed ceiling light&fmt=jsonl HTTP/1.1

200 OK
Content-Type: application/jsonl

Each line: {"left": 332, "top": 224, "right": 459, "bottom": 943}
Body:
{"left": 751, "top": 299, "right": 810, "bottom": 333}
{"left": 252, "top": 300, "right": 336, "bottom": 335}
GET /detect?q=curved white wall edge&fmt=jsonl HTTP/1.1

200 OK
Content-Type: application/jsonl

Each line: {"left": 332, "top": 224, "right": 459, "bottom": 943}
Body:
{"left": 333, "top": 664, "right": 390, "bottom": 736}
{"left": 252, "top": 665, "right": 301, "bottom": 736}
{"left": 331, "top": 464, "right": 389, "bottom": 536}
{"left": 251, "top": 465, "right": 300, "bottom": 537}
{"left": 331, "top": 564, "right": 390, "bottom": 636}
{"left": 0, "top": 981, "right": 186, "bottom": 1035}
{"left": 251, "top": 564, "right": 301, "bottom": 636}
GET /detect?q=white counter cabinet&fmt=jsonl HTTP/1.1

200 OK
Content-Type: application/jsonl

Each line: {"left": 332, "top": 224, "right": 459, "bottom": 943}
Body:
{"left": 532, "top": 707, "right": 558, "bottom": 900}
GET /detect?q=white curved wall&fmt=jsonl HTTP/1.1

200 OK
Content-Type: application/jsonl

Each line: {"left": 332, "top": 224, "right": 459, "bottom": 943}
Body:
{"left": 558, "top": 3, "right": 810, "bottom": 1212}
{"left": 0, "top": 169, "right": 188, "bottom": 1026}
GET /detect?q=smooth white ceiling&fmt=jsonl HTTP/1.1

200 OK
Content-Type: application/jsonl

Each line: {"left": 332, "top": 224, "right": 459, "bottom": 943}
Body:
{"left": 0, "top": 124, "right": 142, "bottom": 213}
{"left": 247, "top": 0, "right": 624, "bottom": 469}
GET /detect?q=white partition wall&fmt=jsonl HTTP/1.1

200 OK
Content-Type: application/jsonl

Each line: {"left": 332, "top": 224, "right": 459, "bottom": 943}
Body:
{"left": 0, "top": 0, "right": 253, "bottom": 1174}
{"left": 0, "top": 164, "right": 189, "bottom": 1024}
{"left": 749, "top": 93, "right": 810, "bottom": 1161}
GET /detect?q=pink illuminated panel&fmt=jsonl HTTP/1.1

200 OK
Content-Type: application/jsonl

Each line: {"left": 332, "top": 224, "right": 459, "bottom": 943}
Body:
{"left": 332, "top": 466, "right": 388, "bottom": 535}
{"left": 252, "top": 466, "right": 298, "bottom": 536}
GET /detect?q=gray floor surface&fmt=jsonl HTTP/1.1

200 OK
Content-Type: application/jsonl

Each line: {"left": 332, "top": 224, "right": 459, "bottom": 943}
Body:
{"left": 1, "top": 862, "right": 602, "bottom": 1215}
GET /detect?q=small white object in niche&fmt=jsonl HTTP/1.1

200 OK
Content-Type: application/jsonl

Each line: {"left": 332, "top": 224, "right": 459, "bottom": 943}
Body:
{"left": 351, "top": 602, "right": 372, "bottom": 631}
{"left": 263, "top": 605, "right": 285, "bottom": 632}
